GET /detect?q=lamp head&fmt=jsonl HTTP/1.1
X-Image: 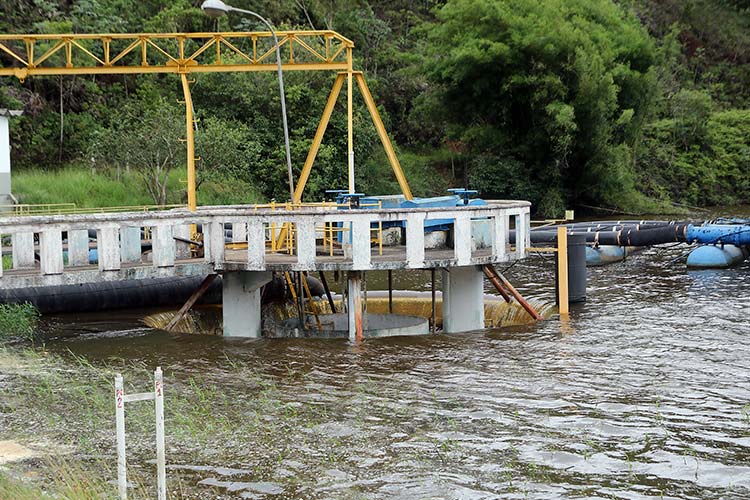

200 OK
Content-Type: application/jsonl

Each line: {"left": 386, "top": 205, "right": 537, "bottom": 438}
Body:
{"left": 201, "top": 0, "right": 231, "bottom": 18}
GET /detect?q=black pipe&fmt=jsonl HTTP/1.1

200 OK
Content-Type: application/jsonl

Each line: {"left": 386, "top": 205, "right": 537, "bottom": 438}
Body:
{"left": 0, "top": 276, "right": 222, "bottom": 314}
{"left": 566, "top": 234, "right": 587, "bottom": 303}
{"left": 521, "top": 224, "right": 689, "bottom": 247}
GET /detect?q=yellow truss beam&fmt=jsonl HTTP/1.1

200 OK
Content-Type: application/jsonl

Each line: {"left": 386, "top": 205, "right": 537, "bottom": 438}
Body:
{"left": 0, "top": 30, "right": 413, "bottom": 212}
{"left": 0, "top": 31, "right": 353, "bottom": 79}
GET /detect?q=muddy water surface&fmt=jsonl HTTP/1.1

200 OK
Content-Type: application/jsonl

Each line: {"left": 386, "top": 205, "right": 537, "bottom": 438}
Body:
{"left": 41, "top": 241, "right": 750, "bottom": 499}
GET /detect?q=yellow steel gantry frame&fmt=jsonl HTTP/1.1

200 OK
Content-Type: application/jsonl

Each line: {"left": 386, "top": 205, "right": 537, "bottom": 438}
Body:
{"left": 0, "top": 31, "right": 413, "bottom": 210}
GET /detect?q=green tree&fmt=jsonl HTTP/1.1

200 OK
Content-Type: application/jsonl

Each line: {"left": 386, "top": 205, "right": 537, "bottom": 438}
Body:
{"left": 93, "top": 96, "right": 185, "bottom": 205}
{"left": 417, "top": 0, "right": 658, "bottom": 216}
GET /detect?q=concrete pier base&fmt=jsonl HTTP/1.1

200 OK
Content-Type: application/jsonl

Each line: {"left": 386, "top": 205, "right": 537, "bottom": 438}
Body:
{"left": 441, "top": 265, "right": 484, "bottom": 333}
{"left": 347, "top": 271, "right": 363, "bottom": 342}
{"left": 222, "top": 271, "right": 271, "bottom": 337}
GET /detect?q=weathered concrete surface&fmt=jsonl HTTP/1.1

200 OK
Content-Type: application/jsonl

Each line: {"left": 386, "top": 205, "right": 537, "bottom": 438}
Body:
{"left": 0, "top": 201, "right": 530, "bottom": 289}
{"left": 441, "top": 265, "right": 484, "bottom": 333}
{"left": 279, "top": 313, "right": 429, "bottom": 338}
{"left": 222, "top": 271, "right": 272, "bottom": 337}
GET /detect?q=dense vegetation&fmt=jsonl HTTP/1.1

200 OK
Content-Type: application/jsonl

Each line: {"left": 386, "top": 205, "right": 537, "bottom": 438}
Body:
{"left": 1, "top": 0, "right": 749, "bottom": 215}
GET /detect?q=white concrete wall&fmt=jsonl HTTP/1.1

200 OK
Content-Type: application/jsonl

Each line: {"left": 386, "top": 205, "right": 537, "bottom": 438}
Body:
{"left": 441, "top": 266, "right": 484, "bottom": 333}
{"left": 222, "top": 271, "right": 271, "bottom": 337}
{"left": 0, "top": 116, "right": 11, "bottom": 199}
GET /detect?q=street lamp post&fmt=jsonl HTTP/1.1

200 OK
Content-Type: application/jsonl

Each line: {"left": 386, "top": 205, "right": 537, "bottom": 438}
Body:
{"left": 201, "top": 0, "right": 295, "bottom": 201}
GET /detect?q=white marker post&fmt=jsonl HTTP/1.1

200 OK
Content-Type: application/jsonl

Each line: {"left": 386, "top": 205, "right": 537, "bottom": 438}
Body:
{"left": 115, "top": 374, "right": 127, "bottom": 499}
{"left": 114, "top": 367, "right": 167, "bottom": 500}
{"left": 154, "top": 368, "right": 166, "bottom": 500}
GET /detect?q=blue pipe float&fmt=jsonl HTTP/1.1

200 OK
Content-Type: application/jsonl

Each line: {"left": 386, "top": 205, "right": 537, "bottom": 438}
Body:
{"left": 530, "top": 221, "right": 750, "bottom": 268}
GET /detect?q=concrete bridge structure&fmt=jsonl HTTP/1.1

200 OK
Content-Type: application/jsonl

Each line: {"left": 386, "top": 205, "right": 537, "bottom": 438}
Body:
{"left": 0, "top": 200, "right": 531, "bottom": 340}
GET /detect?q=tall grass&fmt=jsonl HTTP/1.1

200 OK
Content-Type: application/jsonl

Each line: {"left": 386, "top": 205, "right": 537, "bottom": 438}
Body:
{"left": 13, "top": 166, "right": 264, "bottom": 209}
{"left": 0, "top": 302, "right": 40, "bottom": 341}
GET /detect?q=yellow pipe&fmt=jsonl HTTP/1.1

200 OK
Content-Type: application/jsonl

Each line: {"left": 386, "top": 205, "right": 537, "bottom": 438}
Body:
{"left": 355, "top": 73, "right": 413, "bottom": 200}
{"left": 180, "top": 73, "right": 197, "bottom": 212}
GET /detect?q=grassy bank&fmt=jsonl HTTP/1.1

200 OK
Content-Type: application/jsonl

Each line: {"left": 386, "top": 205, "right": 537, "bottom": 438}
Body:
{"left": 12, "top": 166, "right": 264, "bottom": 209}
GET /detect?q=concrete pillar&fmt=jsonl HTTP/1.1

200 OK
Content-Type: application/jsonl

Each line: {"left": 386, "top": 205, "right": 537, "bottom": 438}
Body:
{"left": 120, "top": 226, "right": 142, "bottom": 263}
{"left": 222, "top": 271, "right": 271, "bottom": 337}
{"left": 0, "top": 110, "right": 22, "bottom": 207}
{"left": 441, "top": 265, "right": 484, "bottom": 333}
{"left": 11, "top": 232, "right": 35, "bottom": 269}
{"left": 68, "top": 229, "right": 90, "bottom": 266}
{"left": 39, "top": 229, "right": 63, "bottom": 275}
{"left": 347, "top": 271, "right": 363, "bottom": 342}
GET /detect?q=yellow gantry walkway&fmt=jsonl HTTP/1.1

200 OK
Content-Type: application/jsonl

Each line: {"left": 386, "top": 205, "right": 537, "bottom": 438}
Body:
{"left": 0, "top": 31, "right": 413, "bottom": 208}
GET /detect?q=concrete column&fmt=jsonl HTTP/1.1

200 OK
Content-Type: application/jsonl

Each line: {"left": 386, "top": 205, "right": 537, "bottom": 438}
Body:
{"left": 515, "top": 213, "right": 527, "bottom": 259}
{"left": 11, "top": 232, "right": 35, "bottom": 269}
{"left": 68, "top": 229, "right": 90, "bottom": 266}
{"left": 492, "top": 214, "right": 507, "bottom": 261}
{"left": 347, "top": 271, "right": 363, "bottom": 342}
{"left": 97, "top": 227, "right": 121, "bottom": 271}
{"left": 120, "top": 226, "right": 142, "bottom": 263}
{"left": 222, "top": 271, "right": 272, "bottom": 337}
{"left": 296, "top": 219, "right": 316, "bottom": 269}
{"left": 405, "top": 213, "right": 425, "bottom": 268}
{"left": 39, "top": 229, "right": 63, "bottom": 275}
{"left": 454, "top": 214, "right": 472, "bottom": 265}
{"left": 0, "top": 114, "right": 14, "bottom": 205}
{"left": 174, "top": 224, "right": 191, "bottom": 259}
{"left": 152, "top": 225, "right": 175, "bottom": 268}
{"left": 246, "top": 219, "right": 265, "bottom": 270}
{"left": 351, "top": 218, "right": 371, "bottom": 270}
{"left": 441, "top": 265, "right": 484, "bottom": 333}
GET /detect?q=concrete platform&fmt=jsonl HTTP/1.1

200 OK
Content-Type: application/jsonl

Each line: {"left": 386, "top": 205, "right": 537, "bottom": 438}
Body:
{"left": 276, "top": 313, "right": 429, "bottom": 338}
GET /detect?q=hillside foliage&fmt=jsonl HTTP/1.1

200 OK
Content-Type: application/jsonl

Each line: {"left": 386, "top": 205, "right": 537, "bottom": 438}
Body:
{"left": 0, "top": 0, "right": 749, "bottom": 215}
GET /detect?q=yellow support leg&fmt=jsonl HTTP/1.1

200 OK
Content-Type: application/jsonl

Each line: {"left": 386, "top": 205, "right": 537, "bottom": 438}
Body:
{"left": 293, "top": 74, "right": 345, "bottom": 204}
{"left": 180, "top": 73, "right": 197, "bottom": 212}
{"left": 355, "top": 72, "right": 413, "bottom": 200}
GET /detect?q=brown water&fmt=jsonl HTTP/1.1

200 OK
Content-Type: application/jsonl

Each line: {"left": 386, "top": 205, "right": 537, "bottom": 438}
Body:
{"left": 42, "top": 242, "right": 750, "bottom": 499}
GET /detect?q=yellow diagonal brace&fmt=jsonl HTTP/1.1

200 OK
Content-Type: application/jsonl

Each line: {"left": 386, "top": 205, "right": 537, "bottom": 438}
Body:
{"left": 293, "top": 74, "right": 345, "bottom": 203}
{"left": 180, "top": 73, "right": 197, "bottom": 212}
{"left": 355, "top": 72, "right": 413, "bottom": 200}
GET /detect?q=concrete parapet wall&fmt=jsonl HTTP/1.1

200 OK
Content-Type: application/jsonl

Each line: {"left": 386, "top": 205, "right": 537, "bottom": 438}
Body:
{"left": 0, "top": 200, "right": 531, "bottom": 289}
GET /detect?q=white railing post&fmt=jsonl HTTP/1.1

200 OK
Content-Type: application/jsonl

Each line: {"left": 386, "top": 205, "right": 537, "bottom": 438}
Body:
{"left": 492, "top": 212, "right": 508, "bottom": 261}
{"left": 208, "top": 221, "right": 225, "bottom": 269}
{"left": 114, "top": 367, "right": 167, "bottom": 500}
{"left": 515, "top": 212, "right": 527, "bottom": 259}
{"left": 97, "top": 227, "right": 121, "bottom": 271}
{"left": 453, "top": 214, "right": 472, "bottom": 266}
{"left": 68, "top": 229, "right": 90, "bottom": 266}
{"left": 115, "top": 373, "right": 127, "bottom": 500}
{"left": 11, "top": 232, "right": 35, "bottom": 269}
{"left": 247, "top": 219, "right": 265, "bottom": 270}
{"left": 351, "top": 217, "right": 372, "bottom": 270}
{"left": 39, "top": 229, "right": 63, "bottom": 275}
{"left": 405, "top": 213, "right": 425, "bottom": 268}
{"left": 152, "top": 225, "right": 175, "bottom": 268}
{"left": 120, "top": 227, "right": 142, "bottom": 264}
{"left": 154, "top": 367, "right": 166, "bottom": 500}
{"left": 296, "top": 219, "right": 316, "bottom": 268}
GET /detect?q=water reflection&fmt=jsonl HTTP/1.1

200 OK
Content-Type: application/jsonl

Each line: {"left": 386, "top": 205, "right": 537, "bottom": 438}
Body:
{"left": 45, "top": 243, "right": 750, "bottom": 498}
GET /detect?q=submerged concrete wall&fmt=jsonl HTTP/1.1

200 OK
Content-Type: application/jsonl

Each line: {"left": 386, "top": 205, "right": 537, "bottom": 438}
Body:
{"left": 441, "top": 266, "right": 484, "bottom": 333}
{"left": 222, "top": 271, "right": 271, "bottom": 337}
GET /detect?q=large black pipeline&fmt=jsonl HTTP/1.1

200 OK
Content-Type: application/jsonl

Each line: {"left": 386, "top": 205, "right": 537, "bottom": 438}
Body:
{"left": 0, "top": 276, "right": 223, "bottom": 314}
{"left": 0, "top": 273, "right": 326, "bottom": 314}
{"left": 521, "top": 224, "right": 689, "bottom": 247}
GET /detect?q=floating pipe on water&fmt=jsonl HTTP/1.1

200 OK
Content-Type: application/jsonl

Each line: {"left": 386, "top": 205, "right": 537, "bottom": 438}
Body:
{"left": 686, "top": 244, "right": 749, "bottom": 268}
